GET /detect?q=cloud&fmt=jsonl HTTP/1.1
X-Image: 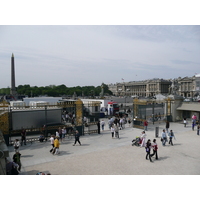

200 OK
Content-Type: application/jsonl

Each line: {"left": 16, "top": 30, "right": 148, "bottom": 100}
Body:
{"left": 171, "top": 60, "right": 200, "bottom": 65}
{"left": 0, "top": 25, "right": 200, "bottom": 88}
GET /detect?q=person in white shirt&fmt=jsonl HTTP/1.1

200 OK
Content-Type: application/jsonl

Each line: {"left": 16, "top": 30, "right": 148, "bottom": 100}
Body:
{"left": 161, "top": 129, "right": 167, "bottom": 146}
{"left": 62, "top": 127, "right": 66, "bottom": 139}
{"left": 13, "top": 139, "right": 20, "bottom": 152}
{"left": 140, "top": 131, "right": 146, "bottom": 147}
{"left": 111, "top": 125, "right": 115, "bottom": 138}
{"left": 49, "top": 135, "right": 55, "bottom": 153}
{"left": 183, "top": 118, "right": 187, "bottom": 127}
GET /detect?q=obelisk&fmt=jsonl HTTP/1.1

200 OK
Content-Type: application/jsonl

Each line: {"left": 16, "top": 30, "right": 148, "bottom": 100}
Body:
{"left": 10, "top": 53, "right": 17, "bottom": 95}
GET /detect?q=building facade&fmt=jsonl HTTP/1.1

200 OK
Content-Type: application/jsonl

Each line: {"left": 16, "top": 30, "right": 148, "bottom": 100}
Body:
{"left": 109, "top": 75, "right": 200, "bottom": 98}
{"left": 177, "top": 76, "right": 196, "bottom": 98}
{"left": 108, "top": 78, "right": 171, "bottom": 97}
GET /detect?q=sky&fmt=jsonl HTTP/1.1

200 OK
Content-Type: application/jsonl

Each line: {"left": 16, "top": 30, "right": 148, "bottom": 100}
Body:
{"left": 0, "top": 2, "right": 200, "bottom": 89}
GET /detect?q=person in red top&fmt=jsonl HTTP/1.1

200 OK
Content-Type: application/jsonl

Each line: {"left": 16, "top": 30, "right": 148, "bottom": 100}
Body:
{"left": 150, "top": 139, "right": 158, "bottom": 160}
{"left": 144, "top": 120, "right": 148, "bottom": 131}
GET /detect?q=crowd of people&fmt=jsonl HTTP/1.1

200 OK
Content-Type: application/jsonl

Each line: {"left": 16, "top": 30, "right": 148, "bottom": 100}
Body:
{"left": 7, "top": 113, "right": 200, "bottom": 174}
{"left": 97, "top": 116, "right": 132, "bottom": 138}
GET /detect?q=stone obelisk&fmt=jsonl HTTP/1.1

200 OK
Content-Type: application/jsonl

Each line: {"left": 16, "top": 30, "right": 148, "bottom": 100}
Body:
{"left": 10, "top": 53, "right": 17, "bottom": 95}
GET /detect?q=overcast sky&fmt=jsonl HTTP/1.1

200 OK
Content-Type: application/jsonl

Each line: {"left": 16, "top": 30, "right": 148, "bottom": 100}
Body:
{"left": 0, "top": 25, "right": 199, "bottom": 88}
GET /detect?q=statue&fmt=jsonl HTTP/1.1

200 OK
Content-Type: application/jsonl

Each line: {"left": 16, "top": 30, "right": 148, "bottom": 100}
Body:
{"left": 169, "top": 79, "right": 179, "bottom": 95}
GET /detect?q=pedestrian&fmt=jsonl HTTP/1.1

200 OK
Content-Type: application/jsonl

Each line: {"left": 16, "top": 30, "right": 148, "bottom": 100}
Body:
{"left": 111, "top": 124, "right": 115, "bottom": 138}
{"left": 62, "top": 127, "right": 66, "bottom": 139}
{"left": 13, "top": 151, "right": 21, "bottom": 172}
{"left": 83, "top": 116, "right": 87, "bottom": 124}
{"left": 56, "top": 131, "right": 59, "bottom": 138}
{"left": 114, "top": 124, "right": 119, "bottom": 139}
{"left": 168, "top": 130, "right": 174, "bottom": 146}
{"left": 197, "top": 125, "right": 200, "bottom": 136}
{"left": 128, "top": 118, "right": 131, "bottom": 127}
{"left": 97, "top": 120, "right": 100, "bottom": 134}
{"left": 101, "top": 120, "right": 105, "bottom": 131}
{"left": 143, "top": 120, "right": 148, "bottom": 131}
{"left": 145, "top": 139, "right": 152, "bottom": 162}
{"left": 150, "top": 139, "right": 158, "bottom": 160}
{"left": 192, "top": 121, "right": 195, "bottom": 131}
{"left": 192, "top": 114, "right": 197, "bottom": 124}
{"left": 119, "top": 118, "right": 123, "bottom": 130}
{"left": 49, "top": 135, "right": 55, "bottom": 153}
{"left": 161, "top": 129, "right": 167, "bottom": 146}
{"left": 58, "top": 127, "right": 62, "bottom": 142}
{"left": 165, "top": 121, "right": 170, "bottom": 133}
{"left": 108, "top": 118, "right": 112, "bottom": 130}
{"left": 21, "top": 129, "right": 26, "bottom": 146}
{"left": 73, "top": 130, "right": 81, "bottom": 146}
{"left": 140, "top": 131, "right": 146, "bottom": 147}
{"left": 13, "top": 139, "right": 20, "bottom": 152}
{"left": 52, "top": 136, "right": 60, "bottom": 155}
{"left": 183, "top": 118, "right": 187, "bottom": 127}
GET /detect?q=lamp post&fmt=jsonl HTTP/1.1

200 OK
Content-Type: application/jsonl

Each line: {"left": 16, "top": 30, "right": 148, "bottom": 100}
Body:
{"left": 45, "top": 105, "right": 47, "bottom": 139}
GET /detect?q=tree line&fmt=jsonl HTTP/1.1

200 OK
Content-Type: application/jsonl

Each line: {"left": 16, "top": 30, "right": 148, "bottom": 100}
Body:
{"left": 0, "top": 84, "right": 113, "bottom": 97}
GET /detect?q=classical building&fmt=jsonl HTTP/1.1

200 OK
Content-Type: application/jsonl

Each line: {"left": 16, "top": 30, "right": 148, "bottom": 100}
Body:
{"left": 177, "top": 76, "right": 196, "bottom": 98}
{"left": 108, "top": 78, "right": 171, "bottom": 97}
{"left": 109, "top": 75, "right": 200, "bottom": 98}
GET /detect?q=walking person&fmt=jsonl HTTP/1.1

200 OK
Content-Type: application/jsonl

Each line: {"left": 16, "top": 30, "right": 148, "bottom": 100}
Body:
{"left": 21, "top": 129, "right": 26, "bottom": 146}
{"left": 197, "top": 125, "right": 200, "bottom": 136}
{"left": 144, "top": 120, "right": 148, "bottom": 131}
{"left": 192, "top": 121, "right": 195, "bottom": 131}
{"left": 97, "top": 120, "right": 100, "bottom": 134}
{"left": 114, "top": 124, "right": 119, "bottom": 139}
{"left": 183, "top": 118, "right": 187, "bottom": 127}
{"left": 140, "top": 131, "right": 146, "bottom": 147}
{"left": 150, "top": 139, "right": 158, "bottom": 160}
{"left": 49, "top": 135, "right": 55, "bottom": 153}
{"left": 111, "top": 124, "right": 115, "bottom": 138}
{"left": 128, "top": 118, "right": 131, "bottom": 127}
{"left": 119, "top": 118, "right": 123, "bottom": 130}
{"left": 161, "top": 129, "right": 167, "bottom": 146}
{"left": 108, "top": 118, "right": 112, "bottom": 130}
{"left": 62, "top": 127, "right": 66, "bottom": 139}
{"left": 168, "top": 130, "right": 174, "bottom": 146}
{"left": 58, "top": 127, "right": 63, "bottom": 142}
{"left": 101, "top": 120, "right": 105, "bottom": 131}
{"left": 145, "top": 139, "right": 152, "bottom": 162}
{"left": 55, "top": 131, "right": 59, "bottom": 138}
{"left": 73, "top": 130, "right": 81, "bottom": 146}
{"left": 13, "top": 139, "right": 20, "bottom": 152}
{"left": 165, "top": 121, "right": 170, "bottom": 133}
{"left": 13, "top": 151, "right": 21, "bottom": 172}
{"left": 52, "top": 136, "right": 60, "bottom": 155}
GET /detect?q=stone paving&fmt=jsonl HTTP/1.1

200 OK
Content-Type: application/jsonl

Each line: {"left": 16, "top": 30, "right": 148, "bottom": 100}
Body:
{"left": 8, "top": 119, "right": 200, "bottom": 175}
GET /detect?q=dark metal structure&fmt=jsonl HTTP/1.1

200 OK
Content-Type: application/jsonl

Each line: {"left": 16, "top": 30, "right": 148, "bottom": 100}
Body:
{"left": 133, "top": 98, "right": 165, "bottom": 129}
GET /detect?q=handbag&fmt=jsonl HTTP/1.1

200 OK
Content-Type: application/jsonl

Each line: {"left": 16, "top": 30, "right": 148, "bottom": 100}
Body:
{"left": 161, "top": 138, "right": 163, "bottom": 142}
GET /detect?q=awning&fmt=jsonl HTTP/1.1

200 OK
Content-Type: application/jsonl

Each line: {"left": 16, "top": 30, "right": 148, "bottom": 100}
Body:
{"left": 177, "top": 103, "right": 200, "bottom": 112}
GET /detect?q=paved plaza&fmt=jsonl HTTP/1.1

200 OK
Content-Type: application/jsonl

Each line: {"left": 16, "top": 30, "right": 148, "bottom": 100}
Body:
{"left": 8, "top": 119, "right": 200, "bottom": 175}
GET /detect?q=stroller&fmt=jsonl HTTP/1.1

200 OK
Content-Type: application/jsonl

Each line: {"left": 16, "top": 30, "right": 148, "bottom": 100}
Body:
{"left": 132, "top": 137, "right": 141, "bottom": 146}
